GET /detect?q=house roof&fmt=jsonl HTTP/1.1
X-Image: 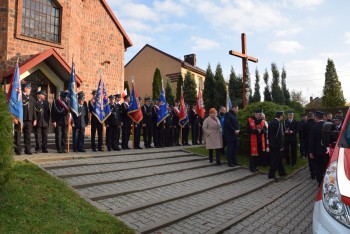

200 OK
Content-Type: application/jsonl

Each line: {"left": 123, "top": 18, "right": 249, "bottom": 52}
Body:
{"left": 125, "top": 44, "right": 206, "bottom": 76}
{"left": 100, "top": 0, "right": 133, "bottom": 49}
{"left": 3, "top": 48, "right": 82, "bottom": 85}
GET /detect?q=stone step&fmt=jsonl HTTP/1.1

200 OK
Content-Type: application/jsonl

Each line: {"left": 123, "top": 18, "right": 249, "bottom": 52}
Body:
{"left": 87, "top": 166, "right": 244, "bottom": 201}
{"left": 49, "top": 155, "right": 206, "bottom": 178}
{"left": 68, "top": 160, "right": 215, "bottom": 189}
{"left": 116, "top": 174, "right": 274, "bottom": 233}
{"left": 41, "top": 151, "right": 193, "bottom": 169}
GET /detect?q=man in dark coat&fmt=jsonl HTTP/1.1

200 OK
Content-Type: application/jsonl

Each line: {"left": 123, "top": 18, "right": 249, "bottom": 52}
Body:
{"left": 298, "top": 113, "right": 307, "bottom": 158}
{"left": 172, "top": 100, "right": 181, "bottom": 146}
{"left": 51, "top": 91, "right": 69, "bottom": 153}
{"left": 142, "top": 97, "right": 153, "bottom": 148}
{"left": 303, "top": 112, "right": 316, "bottom": 179}
{"left": 106, "top": 95, "right": 121, "bottom": 151}
{"left": 309, "top": 111, "right": 328, "bottom": 186}
{"left": 224, "top": 103, "right": 240, "bottom": 167}
{"left": 88, "top": 90, "right": 103, "bottom": 151}
{"left": 71, "top": 92, "right": 89, "bottom": 152}
{"left": 189, "top": 105, "right": 199, "bottom": 145}
{"left": 164, "top": 105, "right": 174, "bottom": 147}
{"left": 284, "top": 110, "right": 299, "bottom": 166}
{"left": 268, "top": 111, "right": 287, "bottom": 179}
{"left": 15, "top": 83, "right": 37, "bottom": 155}
{"left": 182, "top": 104, "right": 191, "bottom": 146}
{"left": 121, "top": 95, "right": 131, "bottom": 149}
{"left": 34, "top": 90, "right": 50, "bottom": 153}
{"left": 114, "top": 93, "right": 122, "bottom": 149}
{"left": 152, "top": 100, "right": 160, "bottom": 147}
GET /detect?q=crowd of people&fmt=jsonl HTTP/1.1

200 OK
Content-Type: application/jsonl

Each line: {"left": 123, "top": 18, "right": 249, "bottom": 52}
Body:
{"left": 14, "top": 84, "right": 343, "bottom": 186}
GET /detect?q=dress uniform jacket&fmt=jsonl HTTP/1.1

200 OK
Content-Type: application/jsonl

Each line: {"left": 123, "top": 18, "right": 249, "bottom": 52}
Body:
{"left": 35, "top": 99, "right": 50, "bottom": 127}
{"left": 142, "top": 104, "right": 153, "bottom": 148}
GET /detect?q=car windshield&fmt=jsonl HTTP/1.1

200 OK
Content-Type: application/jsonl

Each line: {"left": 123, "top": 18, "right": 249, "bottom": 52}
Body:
{"left": 338, "top": 118, "right": 350, "bottom": 148}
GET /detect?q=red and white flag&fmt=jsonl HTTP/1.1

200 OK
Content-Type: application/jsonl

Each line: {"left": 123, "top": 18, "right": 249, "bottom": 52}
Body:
{"left": 196, "top": 84, "right": 205, "bottom": 118}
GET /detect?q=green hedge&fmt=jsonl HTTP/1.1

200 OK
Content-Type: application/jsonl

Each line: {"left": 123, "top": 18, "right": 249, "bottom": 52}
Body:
{"left": 237, "top": 102, "right": 295, "bottom": 154}
{"left": 0, "top": 90, "right": 14, "bottom": 186}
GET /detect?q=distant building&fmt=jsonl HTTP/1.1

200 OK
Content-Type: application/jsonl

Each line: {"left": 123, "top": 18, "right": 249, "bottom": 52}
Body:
{"left": 124, "top": 44, "right": 206, "bottom": 100}
{"left": 0, "top": 0, "right": 132, "bottom": 102}
{"left": 305, "top": 96, "right": 323, "bottom": 109}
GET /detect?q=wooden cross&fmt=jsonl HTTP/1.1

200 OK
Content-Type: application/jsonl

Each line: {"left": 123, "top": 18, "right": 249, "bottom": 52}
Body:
{"left": 229, "top": 33, "right": 258, "bottom": 108}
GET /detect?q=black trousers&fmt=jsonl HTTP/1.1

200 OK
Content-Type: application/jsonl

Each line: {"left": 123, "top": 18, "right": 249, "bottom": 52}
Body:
{"left": 285, "top": 137, "right": 297, "bottom": 165}
{"left": 191, "top": 123, "right": 198, "bottom": 145}
{"left": 226, "top": 140, "right": 238, "bottom": 165}
{"left": 23, "top": 120, "right": 33, "bottom": 153}
{"left": 198, "top": 127, "right": 203, "bottom": 144}
{"left": 165, "top": 126, "right": 173, "bottom": 147}
{"left": 157, "top": 125, "right": 165, "bottom": 147}
{"left": 268, "top": 148, "right": 286, "bottom": 178}
{"left": 182, "top": 126, "right": 189, "bottom": 145}
{"left": 143, "top": 124, "right": 153, "bottom": 147}
{"left": 153, "top": 124, "right": 159, "bottom": 147}
{"left": 73, "top": 127, "right": 85, "bottom": 151}
{"left": 14, "top": 123, "right": 22, "bottom": 154}
{"left": 209, "top": 149, "right": 221, "bottom": 162}
{"left": 173, "top": 125, "right": 180, "bottom": 145}
{"left": 34, "top": 126, "right": 48, "bottom": 152}
{"left": 91, "top": 122, "right": 103, "bottom": 150}
{"left": 55, "top": 125, "right": 67, "bottom": 152}
{"left": 122, "top": 124, "right": 131, "bottom": 148}
{"left": 313, "top": 154, "right": 329, "bottom": 186}
{"left": 106, "top": 125, "right": 118, "bottom": 150}
{"left": 134, "top": 124, "right": 142, "bottom": 148}
{"left": 299, "top": 136, "right": 306, "bottom": 157}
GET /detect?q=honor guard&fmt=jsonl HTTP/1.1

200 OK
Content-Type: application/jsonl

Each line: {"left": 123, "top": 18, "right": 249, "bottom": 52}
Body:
{"left": 114, "top": 93, "right": 122, "bottom": 149}
{"left": 164, "top": 104, "right": 174, "bottom": 147}
{"left": 106, "top": 95, "right": 121, "bottom": 151}
{"left": 152, "top": 100, "right": 160, "bottom": 147}
{"left": 189, "top": 105, "right": 199, "bottom": 145}
{"left": 172, "top": 101, "right": 181, "bottom": 146}
{"left": 71, "top": 92, "right": 89, "bottom": 152}
{"left": 34, "top": 90, "right": 50, "bottom": 153}
{"left": 142, "top": 97, "right": 153, "bottom": 148}
{"left": 51, "top": 91, "right": 69, "bottom": 153}
{"left": 284, "top": 110, "right": 299, "bottom": 166}
{"left": 88, "top": 90, "right": 103, "bottom": 151}
{"left": 268, "top": 111, "right": 287, "bottom": 179}
{"left": 182, "top": 104, "right": 191, "bottom": 146}
{"left": 121, "top": 95, "right": 131, "bottom": 149}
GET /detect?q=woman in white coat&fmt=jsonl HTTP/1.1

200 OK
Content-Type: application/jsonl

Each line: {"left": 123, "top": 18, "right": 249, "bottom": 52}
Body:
{"left": 203, "top": 108, "right": 223, "bottom": 165}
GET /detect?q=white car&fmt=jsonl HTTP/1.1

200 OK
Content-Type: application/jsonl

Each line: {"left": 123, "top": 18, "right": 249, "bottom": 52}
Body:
{"left": 313, "top": 111, "right": 350, "bottom": 233}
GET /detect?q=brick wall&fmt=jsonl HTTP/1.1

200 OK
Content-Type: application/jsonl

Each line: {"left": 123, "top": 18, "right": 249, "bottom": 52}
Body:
{"left": 0, "top": 0, "right": 9, "bottom": 79}
{"left": 2, "top": 0, "right": 125, "bottom": 96}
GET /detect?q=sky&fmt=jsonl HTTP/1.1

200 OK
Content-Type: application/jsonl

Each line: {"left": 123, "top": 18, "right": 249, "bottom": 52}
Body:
{"left": 107, "top": 0, "right": 350, "bottom": 103}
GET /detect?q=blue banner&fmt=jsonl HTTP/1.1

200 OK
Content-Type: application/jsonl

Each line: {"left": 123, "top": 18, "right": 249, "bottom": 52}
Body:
{"left": 67, "top": 62, "right": 78, "bottom": 116}
{"left": 157, "top": 82, "right": 169, "bottom": 125}
{"left": 93, "top": 78, "right": 111, "bottom": 123}
{"left": 7, "top": 63, "right": 23, "bottom": 125}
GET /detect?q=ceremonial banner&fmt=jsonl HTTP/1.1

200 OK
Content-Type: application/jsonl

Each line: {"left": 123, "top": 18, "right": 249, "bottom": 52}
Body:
{"left": 67, "top": 62, "right": 78, "bottom": 116}
{"left": 127, "top": 81, "right": 143, "bottom": 124}
{"left": 122, "top": 88, "right": 127, "bottom": 99}
{"left": 93, "top": 74, "right": 111, "bottom": 123}
{"left": 179, "top": 87, "right": 188, "bottom": 127}
{"left": 195, "top": 84, "right": 205, "bottom": 118}
{"left": 7, "top": 62, "right": 23, "bottom": 126}
{"left": 157, "top": 81, "right": 169, "bottom": 125}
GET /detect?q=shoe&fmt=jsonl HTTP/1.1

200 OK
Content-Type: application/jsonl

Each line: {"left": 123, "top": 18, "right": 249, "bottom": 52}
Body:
{"left": 78, "top": 149, "right": 86, "bottom": 152}
{"left": 62, "top": 150, "right": 67, "bottom": 153}
{"left": 216, "top": 162, "right": 222, "bottom": 165}
{"left": 228, "top": 164, "right": 235, "bottom": 167}
{"left": 115, "top": 147, "right": 121, "bottom": 151}
{"left": 73, "top": 150, "right": 78, "bottom": 152}
{"left": 149, "top": 145, "right": 154, "bottom": 148}
{"left": 268, "top": 176, "right": 279, "bottom": 180}
{"left": 42, "top": 150, "right": 49, "bottom": 153}
{"left": 92, "top": 149, "right": 97, "bottom": 152}
{"left": 107, "top": 148, "right": 112, "bottom": 151}
{"left": 35, "top": 151, "right": 40, "bottom": 154}
{"left": 25, "top": 152, "right": 33, "bottom": 155}
{"left": 209, "top": 160, "right": 213, "bottom": 163}
{"left": 15, "top": 152, "right": 21, "bottom": 155}
{"left": 136, "top": 147, "right": 143, "bottom": 149}
{"left": 98, "top": 149, "right": 104, "bottom": 152}
{"left": 57, "top": 150, "right": 63, "bottom": 153}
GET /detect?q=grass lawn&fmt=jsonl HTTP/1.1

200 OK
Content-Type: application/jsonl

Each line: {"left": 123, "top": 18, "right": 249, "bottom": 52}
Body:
{"left": 186, "top": 146, "right": 308, "bottom": 175}
{"left": 0, "top": 161, "right": 134, "bottom": 234}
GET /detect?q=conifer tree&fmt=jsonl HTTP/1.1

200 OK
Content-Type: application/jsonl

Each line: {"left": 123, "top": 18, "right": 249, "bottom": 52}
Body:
{"left": 281, "top": 66, "right": 290, "bottom": 105}
{"left": 152, "top": 68, "right": 162, "bottom": 101}
{"left": 251, "top": 68, "right": 261, "bottom": 103}
{"left": 228, "top": 67, "right": 236, "bottom": 102}
{"left": 183, "top": 71, "right": 197, "bottom": 106}
{"left": 263, "top": 69, "right": 272, "bottom": 102}
{"left": 245, "top": 61, "right": 252, "bottom": 105}
{"left": 322, "top": 58, "right": 345, "bottom": 107}
{"left": 271, "top": 63, "right": 285, "bottom": 104}
{"left": 203, "top": 64, "right": 215, "bottom": 113}
{"left": 214, "top": 63, "right": 227, "bottom": 110}
{"left": 235, "top": 75, "right": 243, "bottom": 108}
{"left": 165, "top": 78, "right": 175, "bottom": 106}
{"left": 175, "top": 73, "right": 183, "bottom": 102}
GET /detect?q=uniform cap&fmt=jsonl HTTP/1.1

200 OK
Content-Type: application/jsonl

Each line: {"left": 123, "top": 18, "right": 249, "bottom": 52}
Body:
{"left": 255, "top": 109, "right": 263, "bottom": 114}
{"left": 23, "top": 83, "right": 31, "bottom": 88}
{"left": 60, "top": 91, "right": 68, "bottom": 98}
{"left": 115, "top": 94, "right": 121, "bottom": 98}
{"left": 91, "top": 90, "right": 97, "bottom": 95}
{"left": 315, "top": 111, "right": 325, "bottom": 118}
{"left": 108, "top": 95, "right": 115, "bottom": 99}
{"left": 287, "top": 110, "right": 294, "bottom": 114}
{"left": 123, "top": 94, "right": 129, "bottom": 99}
{"left": 37, "top": 90, "right": 47, "bottom": 96}
{"left": 275, "top": 111, "right": 284, "bottom": 117}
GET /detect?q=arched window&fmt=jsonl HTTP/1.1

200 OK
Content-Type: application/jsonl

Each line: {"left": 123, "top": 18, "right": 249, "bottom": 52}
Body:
{"left": 21, "top": 0, "right": 61, "bottom": 43}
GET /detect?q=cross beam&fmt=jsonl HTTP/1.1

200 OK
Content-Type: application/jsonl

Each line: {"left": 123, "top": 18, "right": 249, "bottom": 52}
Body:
{"left": 229, "top": 33, "right": 258, "bottom": 108}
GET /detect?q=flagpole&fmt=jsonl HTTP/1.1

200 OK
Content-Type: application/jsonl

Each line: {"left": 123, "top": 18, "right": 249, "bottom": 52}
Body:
{"left": 132, "top": 121, "right": 135, "bottom": 149}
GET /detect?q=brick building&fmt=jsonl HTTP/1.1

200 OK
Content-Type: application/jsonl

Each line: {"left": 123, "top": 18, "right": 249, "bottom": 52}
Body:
{"left": 0, "top": 0, "right": 132, "bottom": 102}
{"left": 125, "top": 44, "right": 206, "bottom": 100}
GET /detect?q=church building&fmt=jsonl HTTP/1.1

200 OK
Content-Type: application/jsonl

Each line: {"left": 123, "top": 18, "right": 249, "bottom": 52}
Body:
{"left": 125, "top": 44, "right": 206, "bottom": 100}
{"left": 0, "top": 0, "right": 132, "bottom": 102}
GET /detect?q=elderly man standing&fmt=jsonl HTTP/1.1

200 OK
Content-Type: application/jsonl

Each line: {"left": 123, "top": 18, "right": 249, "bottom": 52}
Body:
{"left": 34, "top": 90, "right": 50, "bottom": 153}
{"left": 224, "top": 103, "right": 240, "bottom": 167}
{"left": 284, "top": 110, "right": 299, "bottom": 166}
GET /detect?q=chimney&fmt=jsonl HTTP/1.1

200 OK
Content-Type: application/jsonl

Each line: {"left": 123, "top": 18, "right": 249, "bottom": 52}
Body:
{"left": 310, "top": 96, "right": 313, "bottom": 102}
{"left": 184, "top": 54, "right": 196, "bottom": 66}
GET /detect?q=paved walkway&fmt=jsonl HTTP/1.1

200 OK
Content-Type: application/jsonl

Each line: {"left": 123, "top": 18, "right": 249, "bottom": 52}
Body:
{"left": 28, "top": 147, "right": 318, "bottom": 234}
